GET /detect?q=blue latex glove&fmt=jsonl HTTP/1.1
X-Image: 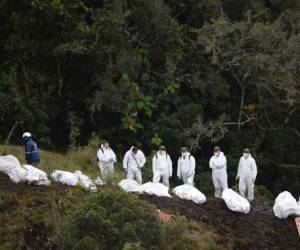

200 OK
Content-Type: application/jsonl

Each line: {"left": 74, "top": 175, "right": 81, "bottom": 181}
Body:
{"left": 110, "top": 158, "right": 117, "bottom": 164}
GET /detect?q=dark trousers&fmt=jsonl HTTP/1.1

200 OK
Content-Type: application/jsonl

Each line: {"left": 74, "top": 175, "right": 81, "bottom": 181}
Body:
{"left": 29, "top": 161, "right": 39, "bottom": 167}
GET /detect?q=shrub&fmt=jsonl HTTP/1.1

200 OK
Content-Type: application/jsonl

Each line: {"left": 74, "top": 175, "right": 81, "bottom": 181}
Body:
{"left": 163, "top": 216, "right": 226, "bottom": 250}
{"left": 122, "top": 242, "right": 143, "bottom": 250}
{"left": 254, "top": 185, "right": 274, "bottom": 203}
{"left": 72, "top": 237, "right": 100, "bottom": 250}
{"left": 194, "top": 172, "right": 215, "bottom": 197}
{"left": 61, "top": 188, "right": 163, "bottom": 250}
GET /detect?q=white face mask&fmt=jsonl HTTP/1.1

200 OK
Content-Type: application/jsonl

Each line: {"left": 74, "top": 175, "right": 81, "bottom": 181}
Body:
{"left": 182, "top": 152, "right": 188, "bottom": 157}
{"left": 243, "top": 153, "right": 250, "bottom": 158}
{"left": 214, "top": 152, "right": 220, "bottom": 157}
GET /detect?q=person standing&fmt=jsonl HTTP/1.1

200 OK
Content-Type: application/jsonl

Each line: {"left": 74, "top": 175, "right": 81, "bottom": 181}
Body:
{"left": 152, "top": 146, "right": 172, "bottom": 187}
{"left": 236, "top": 148, "right": 257, "bottom": 201}
{"left": 97, "top": 141, "right": 117, "bottom": 183}
{"left": 123, "top": 146, "right": 146, "bottom": 185}
{"left": 177, "top": 147, "right": 195, "bottom": 186}
{"left": 23, "top": 132, "right": 40, "bottom": 167}
{"left": 209, "top": 146, "right": 228, "bottom": 198}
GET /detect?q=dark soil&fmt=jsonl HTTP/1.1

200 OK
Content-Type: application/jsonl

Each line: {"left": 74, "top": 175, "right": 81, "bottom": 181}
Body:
{"left": 140, "top": 195, "right": 300, "bottom": 250}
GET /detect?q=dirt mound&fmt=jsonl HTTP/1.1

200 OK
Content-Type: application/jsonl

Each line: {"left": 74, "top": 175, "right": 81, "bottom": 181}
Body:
{"left": 140, "top": 195, "right": 300, "bottom": 250}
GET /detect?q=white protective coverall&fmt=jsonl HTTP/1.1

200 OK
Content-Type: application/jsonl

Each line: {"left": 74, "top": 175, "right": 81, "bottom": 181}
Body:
{"left": 177, "top": 153, "right": 195, "bottom": 186}
{"left": 209, "top": 152, "right": 228, "bottom": 198}
{"left": 123, "top": 148, "right": 146, "bottom": 184}
{"left": 236, "top": 154, "right": 257, "bottom": 201}
{"left": 97, "top": 145, "right": 117, "bottom": 183}
{"left": 152, "top": 151, "right": 172, "bottom": 187}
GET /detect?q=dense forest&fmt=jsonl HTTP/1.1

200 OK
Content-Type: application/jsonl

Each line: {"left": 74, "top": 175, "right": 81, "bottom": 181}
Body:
{"left": 0, "top": 1, "right": 300, "bottom": 193}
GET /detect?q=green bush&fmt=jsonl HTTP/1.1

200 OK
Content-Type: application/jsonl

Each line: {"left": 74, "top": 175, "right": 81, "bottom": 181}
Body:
{"left": 254, "top": 185, "right": 274, "bottom": 203}
{"left": 61, "top": 188, "right": 163, "bottom": 250}
{"left": 163, "top": 216, "right": 226, "bottom": 250}
{"left": 72, "top": 237, "right": 100, "bottom": 250}
{"left": 194, "top": 172, "right": 215, "bottom": 197}
{"left": 257, "top": 159, "right": 300, "bottom": 197}
{"left": 122, "top": 242, "right": 143, "bottom": 250}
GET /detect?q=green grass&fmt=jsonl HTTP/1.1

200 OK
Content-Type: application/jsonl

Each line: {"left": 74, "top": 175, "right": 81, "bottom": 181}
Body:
{"left": 0, "top": 145, "right": 126, "bottom": 181}
{"left": 164, "top": 215, "right": 232, "bottom": 250}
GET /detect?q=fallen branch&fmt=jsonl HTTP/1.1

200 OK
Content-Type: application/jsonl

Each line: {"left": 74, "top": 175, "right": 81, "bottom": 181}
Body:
{"left": 223, "top": 117, "right": 254, "bottom": 126}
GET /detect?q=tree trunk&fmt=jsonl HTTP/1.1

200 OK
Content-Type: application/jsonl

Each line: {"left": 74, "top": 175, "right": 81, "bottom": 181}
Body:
{"left": 238, "top": 87, "right": 245, "bottom": 131}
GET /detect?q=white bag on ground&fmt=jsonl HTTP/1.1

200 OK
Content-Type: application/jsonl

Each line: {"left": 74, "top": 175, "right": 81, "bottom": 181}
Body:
{"left": 75, "top": 171, "right": 97, "bottom": 192}
{"left": 0, "top": 155, "right": 50, "bottom": 185}
{"left": 222, "top": 188, "right": 251, "bottom": 214}
{"left": 51, "top": 170, "right": 78, "bottom": 186}
{"left": 141, "top": 182, "right": 171, "bottom": 197}
{"left": 118, "top": 179, "right": 142, "bottom": 193}
{"left": 0, "top": 155, "right": 28, "bottom": 183}
{"left": 273, "top": 191, "right": 300, "bottom": 219}
{"left": 173, "top": 184, "right": 206, "bottom": 204}
{"left": 22, "top": 164, "right": 51, "bottom": 186}
{"left": 95, "top": 176, "right": 104, "bottom": 186}
{"left": 51, "top": 170, "right": 96, "bottom": 191}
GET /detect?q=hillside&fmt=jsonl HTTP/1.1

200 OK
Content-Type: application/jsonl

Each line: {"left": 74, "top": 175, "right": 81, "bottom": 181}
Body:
{"left": 1, "top": 168, "right": 299, "bottom": 249}
{"left": 142, "top": 195, "right": 300, "bottom": 249}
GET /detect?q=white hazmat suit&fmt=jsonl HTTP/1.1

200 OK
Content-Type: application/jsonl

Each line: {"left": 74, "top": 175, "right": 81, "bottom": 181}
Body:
{"left": 152, "top": 151, "right": 172, "bottom": 187}
{"left": 209, "top": 152, "right": 228, "bottom": 198}
{"left": 97, "top": 145, "right": 117, "bottom": 183}
{"left": 177, "top": 153, "right": 195, "bottom": 186}
{"left": 236, "top": 154, "right": 257, "bottom": 201}
{"left": 123, "top": 147, "right": 146, "bottom": 184}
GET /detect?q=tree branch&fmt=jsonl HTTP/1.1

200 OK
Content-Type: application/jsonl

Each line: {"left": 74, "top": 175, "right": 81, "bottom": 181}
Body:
{"left": 223, "top": 117, "right": 254, "bottom": 126}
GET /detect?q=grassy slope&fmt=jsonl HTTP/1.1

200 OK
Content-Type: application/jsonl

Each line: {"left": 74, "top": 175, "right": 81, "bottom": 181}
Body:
{"left": 0, "top": 144, "right": 126, "bottom": 180}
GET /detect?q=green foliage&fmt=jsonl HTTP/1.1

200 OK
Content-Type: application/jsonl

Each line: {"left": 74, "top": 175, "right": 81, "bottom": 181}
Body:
{"left": 61, "top": 189, "right": 163, "bottom": 250}
{"left": 254, "top": 185, "right": 274, "bottom": 203}
{"left": 122, "top": 242, "right": 143, "bottom": 250}
{"left": 72, "top": 237, "right": 100, "bottom": 250}
{"left": 163, "top": 216, "right": 227, "bottom": 250}
{"left": 194, "top": 172, "right": 215, "bottom": 197}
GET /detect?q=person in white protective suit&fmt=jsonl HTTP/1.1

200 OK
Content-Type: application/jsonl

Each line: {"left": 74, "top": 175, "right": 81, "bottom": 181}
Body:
{"left": 97, "top": 141, "right": 117, "bottom": 183}
{"left": 235, "top": 148, "right": 257, "bottom": 201}
{"left": 177, "top": 147, "right": 195, "bottom": 186}
{"left": 209, "top": 146, "right": 228, "bottom": 198}
{"left": 123, "top": 146, "right": 146, "bottom": 185}
{"left": 152, "top": 146, "right": 172, "bottom": 187}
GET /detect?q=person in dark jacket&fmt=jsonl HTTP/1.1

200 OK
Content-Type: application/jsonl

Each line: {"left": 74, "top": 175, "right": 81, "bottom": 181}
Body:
{"left": 22, "top": 132, "right": 40, "bottom": 167}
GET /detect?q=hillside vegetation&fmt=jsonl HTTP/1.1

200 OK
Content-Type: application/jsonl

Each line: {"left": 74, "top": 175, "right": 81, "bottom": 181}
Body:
{"left": 1, "top": 1, "right": 300, "bottom": 249}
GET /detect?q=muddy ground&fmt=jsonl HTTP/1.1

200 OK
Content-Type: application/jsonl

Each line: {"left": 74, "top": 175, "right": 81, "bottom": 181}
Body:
{"left": 140, "top": 195, "right": 300, "bottom": 250}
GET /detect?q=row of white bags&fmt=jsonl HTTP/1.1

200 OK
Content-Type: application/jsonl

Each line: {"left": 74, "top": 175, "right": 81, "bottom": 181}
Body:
{"left": 2, "top": 156, "right": 300, "bottom": 218}
{"left": 0, "top": 155, "right": 97, "bottom": 191}
{"left": 119, "top": 180, "right": 250, "bottom": 213}
{"left": 51, "top": 170, "right": 97, "bottom": 191}
{"left": 0, "top": 155, "right": 50, "bottom": 185}
{"left": 118, "top": 180, "right": 172, "bottom": 197}
{"left": 119, "top": 180, "right": 207, "bottom": 204}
